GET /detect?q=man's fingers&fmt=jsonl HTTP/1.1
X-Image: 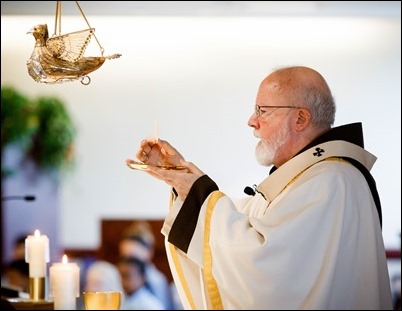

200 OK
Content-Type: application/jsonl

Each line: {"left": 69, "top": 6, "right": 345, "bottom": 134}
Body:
{"left": 158, "top": 139, "right": 179, "bottom": 156}
{"left": 180, "top": 161, "right": 204, "bottom": 176}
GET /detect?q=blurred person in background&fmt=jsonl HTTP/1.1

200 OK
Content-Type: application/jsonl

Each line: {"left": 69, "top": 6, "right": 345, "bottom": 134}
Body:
{"left": 2, "top": 259, "right": 29, "bottom": 293}
{"left": 78, "top": 260, "right": 124, "bottom": 310}
{"left": 118, "top": 221, "right": 177, "bottom": 309}
{"left": 118, "top": 256, "right": 165, "bottom": 310}
{"left": 84, "top": 260, "right": 124, "bottom": 292}
{"left": 1, "top": 234, "right": 30, "bottom": 296}
{"left": 11, "top": 234, "right": 27, "bottom": 261}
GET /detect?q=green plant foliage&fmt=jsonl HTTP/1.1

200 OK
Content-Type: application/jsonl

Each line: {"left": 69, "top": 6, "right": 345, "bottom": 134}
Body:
{"left": 1, "top": 86, "right": 38, "bottom": 177}
{"left": 1, "top": 86, "right": 37, "bottom": 149}
{"left": 1, "top": 86, "right": 76, "bottom": 175}
{"left": 29, "top": 96, "right": 76, "bottom": 171}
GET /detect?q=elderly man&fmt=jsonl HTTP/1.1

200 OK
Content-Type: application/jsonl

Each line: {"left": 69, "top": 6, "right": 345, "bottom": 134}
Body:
{"left": 131, "top": 66, "right": 392, "bottom": 310}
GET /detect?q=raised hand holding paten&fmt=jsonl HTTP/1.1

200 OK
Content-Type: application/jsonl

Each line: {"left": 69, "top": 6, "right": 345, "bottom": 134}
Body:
{"left": 136, "top": 138, "right": 185, "bottom": 167}
{"left": 131, "top": 138, "right": 205, "bottom": 200}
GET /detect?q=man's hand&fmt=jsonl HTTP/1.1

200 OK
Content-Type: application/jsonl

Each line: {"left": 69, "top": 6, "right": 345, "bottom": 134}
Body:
{"left": 147, "top": 161, "right": 205, "bottom": 201}
{"left": 136, "top": 138, "right": 184, "bottom": 167}
{"left": 134, "top": 139, "right": 204, "bottom": 200}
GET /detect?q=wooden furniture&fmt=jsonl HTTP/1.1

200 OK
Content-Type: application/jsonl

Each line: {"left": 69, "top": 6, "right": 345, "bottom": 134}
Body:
{"left": 6, "top": 298, "right": 53, "bottom": 310}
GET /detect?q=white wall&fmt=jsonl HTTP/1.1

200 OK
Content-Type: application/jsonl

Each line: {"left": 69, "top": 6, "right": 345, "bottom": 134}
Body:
{"left": 1, "top": 13, "right": 400, "bottom": 255}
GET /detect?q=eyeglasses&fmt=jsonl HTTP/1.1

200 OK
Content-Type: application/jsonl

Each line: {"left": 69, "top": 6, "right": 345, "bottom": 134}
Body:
{"left": 254, "top": 105, "right": 300, "bottom": 118}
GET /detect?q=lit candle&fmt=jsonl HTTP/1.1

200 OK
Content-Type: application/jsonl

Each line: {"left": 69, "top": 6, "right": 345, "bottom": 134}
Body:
{"left": 50, "top": 254, "right": 80, "bottom": 310}
{"left": 25, "top": 229, "right": 49, "bottom": 300}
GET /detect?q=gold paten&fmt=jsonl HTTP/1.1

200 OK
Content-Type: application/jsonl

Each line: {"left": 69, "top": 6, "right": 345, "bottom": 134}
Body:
{"left": 126, "top": 159, "right": 187, "bottom": 171}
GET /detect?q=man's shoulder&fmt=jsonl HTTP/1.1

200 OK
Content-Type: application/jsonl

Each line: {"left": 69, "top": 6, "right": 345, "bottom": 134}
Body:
{"left": 302, "top": 158, "right": 367, "bottom": 186}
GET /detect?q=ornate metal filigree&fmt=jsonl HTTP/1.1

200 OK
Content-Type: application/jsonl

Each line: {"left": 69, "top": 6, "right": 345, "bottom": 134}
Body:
{"left": 26, "top": 1, "right": 121, "bottom": 85}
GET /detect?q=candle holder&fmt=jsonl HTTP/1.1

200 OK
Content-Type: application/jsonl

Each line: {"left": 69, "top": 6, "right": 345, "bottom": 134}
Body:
{"left": 29, "top": 276, "right": 46, "bottom": 301}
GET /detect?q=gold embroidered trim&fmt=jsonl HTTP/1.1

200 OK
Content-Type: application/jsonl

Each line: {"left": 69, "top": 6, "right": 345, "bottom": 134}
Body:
{"left": 168, "top": 194, "right": 196, "bottom": 309}
{"left": 281, "top": 157, "right": 347, "bottom": 194}
{"left": 257, "top": 140, "right": 376, "bottom": 203}
{"left": 169, "top": 243, "right": 196, "bottom": 309}
{"left": 203, "top": 191, "right": 225, "bottom": 310}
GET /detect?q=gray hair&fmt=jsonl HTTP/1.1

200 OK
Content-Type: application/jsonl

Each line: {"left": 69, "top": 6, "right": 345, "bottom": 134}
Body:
{"left": 301, "top": 85, "right": 336, "bottom": 127}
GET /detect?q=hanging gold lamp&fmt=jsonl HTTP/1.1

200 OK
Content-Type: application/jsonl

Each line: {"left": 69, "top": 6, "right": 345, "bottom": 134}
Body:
{"left": 27, "top": 1, "right": 121, "bottom": 85}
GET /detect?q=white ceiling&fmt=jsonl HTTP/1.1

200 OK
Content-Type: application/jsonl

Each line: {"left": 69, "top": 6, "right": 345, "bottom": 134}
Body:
{"left": 1, "top": 1, "right": 400, "bottom": 18}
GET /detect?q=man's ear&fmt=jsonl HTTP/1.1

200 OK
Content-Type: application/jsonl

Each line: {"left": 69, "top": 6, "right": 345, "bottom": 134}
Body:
{"left": 295, "top": 108, "right": 311, "bottom": 131}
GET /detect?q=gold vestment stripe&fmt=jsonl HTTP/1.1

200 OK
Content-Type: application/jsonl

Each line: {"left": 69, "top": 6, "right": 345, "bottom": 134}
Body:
{"left": 203, "top": 191, "right": 224, "bottom": 310}
{"left": 168, "top": 193, "right": 196, "bottom": 309}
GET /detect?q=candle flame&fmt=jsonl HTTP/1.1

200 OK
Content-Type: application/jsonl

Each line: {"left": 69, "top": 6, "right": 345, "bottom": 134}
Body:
{"left": 154, "top": 119, "right": 159, "bottom": 143}
{"left": 62, "top": 254, "right": 68, "bottom": 264}
{"left": 34, "top": 229, "right": 40, "bottom": 237}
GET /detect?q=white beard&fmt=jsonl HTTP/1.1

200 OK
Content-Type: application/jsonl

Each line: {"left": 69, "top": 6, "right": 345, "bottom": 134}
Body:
{"left": 254, "top": 123, "right": 290, "bottom": 166}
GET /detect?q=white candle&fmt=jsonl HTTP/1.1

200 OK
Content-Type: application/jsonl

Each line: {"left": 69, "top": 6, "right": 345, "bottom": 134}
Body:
{"left": 50, "top": 254, "right": 80, "bottom": 310}
{"left": 25, "top": 230, "right": 50, "bottom": 277}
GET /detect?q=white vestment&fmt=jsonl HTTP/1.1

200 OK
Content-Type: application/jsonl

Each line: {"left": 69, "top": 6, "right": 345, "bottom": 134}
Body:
{"left": 161, "top": 137, "right": 393, "bottom": 310}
